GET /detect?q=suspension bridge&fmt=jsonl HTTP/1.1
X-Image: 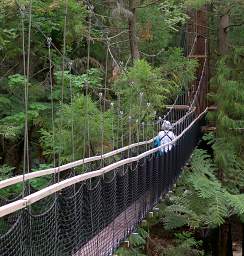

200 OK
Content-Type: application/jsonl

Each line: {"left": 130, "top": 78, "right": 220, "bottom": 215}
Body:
{"left": 0, "top": 5, "right": 209, "bottom": 256}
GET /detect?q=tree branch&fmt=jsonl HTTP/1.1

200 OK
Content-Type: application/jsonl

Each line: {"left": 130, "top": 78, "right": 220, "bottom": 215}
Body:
{"left": 227, "top": 22, "right": 244, "bottom": 29}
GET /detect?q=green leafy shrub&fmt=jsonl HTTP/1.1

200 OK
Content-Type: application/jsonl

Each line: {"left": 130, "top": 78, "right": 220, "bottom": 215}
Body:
{"left": 162, "top": 232, "right": 204, "bottom": 256}
{"left": 163, "top": 149, "right": 244, "bottom": 230}
{"left": 40, "top": 95, "right": 113, "bottom": 163}
{"left": 115, "top": 228, "right": 148, "bottom": 256}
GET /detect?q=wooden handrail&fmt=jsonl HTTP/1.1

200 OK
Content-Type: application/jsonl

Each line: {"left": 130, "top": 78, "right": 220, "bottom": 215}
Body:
{"left": 0, "top": 109, "right": 195, "bottom": 190}
{"left": 0, "top": 108, "right": 207, "bottom": 218}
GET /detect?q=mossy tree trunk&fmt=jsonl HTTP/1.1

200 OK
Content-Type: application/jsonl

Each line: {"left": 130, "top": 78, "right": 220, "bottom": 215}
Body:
{"left": 128, "top": 0, "right": 140, "bottom": 63}
{"left": 218, "top": 13, "right": 230, "bottom": 55}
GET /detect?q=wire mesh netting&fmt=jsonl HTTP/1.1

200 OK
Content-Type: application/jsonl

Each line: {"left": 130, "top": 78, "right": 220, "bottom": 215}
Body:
{"left": 0, "top": 117, "right": 204, "bottom": 256}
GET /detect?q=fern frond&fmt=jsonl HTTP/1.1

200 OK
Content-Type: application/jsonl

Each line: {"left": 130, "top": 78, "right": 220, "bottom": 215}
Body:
{"left": 163, "top": 213, "right": 188, "bottom": 230}
{"left": 227, "top": 194, "right": 244, "bottom": 215}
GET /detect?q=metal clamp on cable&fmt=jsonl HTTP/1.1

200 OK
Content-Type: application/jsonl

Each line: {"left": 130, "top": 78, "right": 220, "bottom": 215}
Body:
{"left": 47, "top": 37, "right": 52, "bottom": 48}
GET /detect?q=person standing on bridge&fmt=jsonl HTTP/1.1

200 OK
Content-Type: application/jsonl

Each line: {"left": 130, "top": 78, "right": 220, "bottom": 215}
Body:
{"left": 154, "top": 120, "right": 175, "bottom": 154}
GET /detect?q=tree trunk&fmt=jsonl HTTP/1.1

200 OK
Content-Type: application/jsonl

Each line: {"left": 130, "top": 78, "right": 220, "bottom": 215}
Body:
{"left": 242, "top": 223, "right": 244, "bottom": 256}
{"left": 227, "top": 223, "right": 233, "bottom": 256}
{"left": 218, "top": 222, "right": 233, "bottom": 256}
{"left": 128, "top": 0, "right": 140, "bottom": 63}
{"left": 219, "top": 14, "right": 230, "bottom": 55}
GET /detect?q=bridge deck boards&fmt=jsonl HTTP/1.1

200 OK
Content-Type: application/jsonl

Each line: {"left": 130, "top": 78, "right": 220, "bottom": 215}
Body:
{"left": 73, "top": 193, "right": 152, "bottom": 256}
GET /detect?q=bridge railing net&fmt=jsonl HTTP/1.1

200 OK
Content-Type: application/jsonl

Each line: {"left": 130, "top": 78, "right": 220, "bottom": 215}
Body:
{"left": 0, "top": 115, "right": 204, "bottom": 256}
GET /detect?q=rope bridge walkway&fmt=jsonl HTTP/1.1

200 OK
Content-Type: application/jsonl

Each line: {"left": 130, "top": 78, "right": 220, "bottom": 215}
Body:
{"left": 0, "top": 4, "right": 208, "bottom": 256}
{"left": 0, "top": 112, "right": 207, "bottom": 256}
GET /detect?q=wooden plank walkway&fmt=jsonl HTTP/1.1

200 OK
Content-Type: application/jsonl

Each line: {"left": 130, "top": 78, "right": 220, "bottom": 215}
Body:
{"left": 73, "top": 193, "right": 152, "bottom": 256}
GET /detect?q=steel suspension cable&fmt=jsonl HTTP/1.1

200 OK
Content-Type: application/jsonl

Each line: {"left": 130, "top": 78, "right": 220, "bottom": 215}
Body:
{"left": 68, "top": 62, "right": 75, "bottom": 166}
{"left": 116, "top": 94, "right": 121, "bottom": 150}
{"left": 110, "top": 102, "right": 115, "bottom": 151}
{"left": 137, "top": 92, "right": 143, "bottom": 154}
{"left": 86, "top": 7, "right": 92, "bottom": 160}
{"left": 58, "top": 0, "right": 68, "bottom": 177}
{"left": 99, "top": 92, "right": 105, "bottom": 167}
{"left": 20, "top": 5, "right": 27, "bottom": 256}
{"left": 47, "top": 38, "right": 56, "bottom": 171}
{"left": 20, "top": 6, "right": 27, "bottom": 197}
{"left": 24, "top": 0, "right": 32, "bottom": 196}
{"left": 22, "top": 2, "right": 33, "bottom": 254}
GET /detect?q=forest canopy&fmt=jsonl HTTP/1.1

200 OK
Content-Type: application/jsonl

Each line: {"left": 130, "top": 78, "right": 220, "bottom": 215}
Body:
{"left": 0, "top": 0, "right": 243, "bottom": 255}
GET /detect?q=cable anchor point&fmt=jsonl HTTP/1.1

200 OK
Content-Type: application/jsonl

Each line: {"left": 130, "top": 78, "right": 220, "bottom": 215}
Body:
{"left": 47, "top": 37, "right": 52, "bottom": 48}
{"left": 20, "top": 5, "right": 26, "bottom": 17}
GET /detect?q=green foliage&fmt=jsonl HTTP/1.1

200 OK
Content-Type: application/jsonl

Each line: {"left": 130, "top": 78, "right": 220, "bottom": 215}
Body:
{"left": 116, "top": 247, "right": 146, "bottom": 256}
{"left": 159, "top": 1, "right": 189, "bottom": 32}
{"left": 202, "top": 132, "right": 216, "bottom": 145}
{"left": 115, "top": 227, "right": 148, "bottom": 256}
{"left": 0, "top": 164, "right": 22, "bottom": 198}
{"left": 114, "top": 55, "right": 196, "bottom": 113}
{"left": 114, "top": 59, "right": 169, "bottom": 111}
{"left": 160, "top": 48, "right": 198, "bottom": 90}
{"left": 30, "top": 164, "right": 53, "bottom": 190}
{"left": 113, "top": 59, "right": 165, "bottom": 141}
{"left": 0, "top": 74, "right": 48, "bottom": 140}
{"left": 137, "top": 6, "right": 172, "bottom": 56}
{"left": 162, "top": 232, "right": 204, "bottom": 256}
{"left": 0, "top": 0, "right": 86, "bottom": 71}
{"left": 163, "top": 149, "right": 244, "bottom": 230}
{"left": 183, "top": 0, "right": 211, "bottom": 9}
{"left": 0, "top": 0, "right": 199, "bottom": 179}
{"left": 0, "top": 164, "right": 15, "bottom": 181}
{"left": 210, "top": 57, "right": 244, "bottom": 190}
{"left": 53, "top": 68, "right": 103, "bottom": 101}
{"left": 129, "top": 228, "right": 149, "bottom": 247}
{"left": 40, "top": 95, "right": 113, "bottom": 163}
{"left": 0, "top": 1, "right": 20, "bottom": 56}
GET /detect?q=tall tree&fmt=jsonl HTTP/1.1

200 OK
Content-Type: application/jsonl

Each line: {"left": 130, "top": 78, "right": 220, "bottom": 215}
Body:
{"left": 128, "top": 0, "right": 140, "bottom": 62}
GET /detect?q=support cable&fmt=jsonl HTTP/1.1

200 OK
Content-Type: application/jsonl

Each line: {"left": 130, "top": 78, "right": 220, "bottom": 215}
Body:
{"left": 85, "top": 7, "right": 92, "bottom": 165}
{"left": 99, "top": 92, "right": 105, "bottom": 167}
{"left": 68, "top": 62, "right": 75, "bottom": 168}
{"left": 58, "top": 0, "right": 68, "bottom": 179}
{"left": 22, "top": 2, "right": 33, "bottom": 255}
{"left": 20, "top": 5, "right": 27, "bottom": 197}
{"left": 23, "top": 0, "right": 32, "bottom": 196}
{"left": 111, "top": 102, "right": 115, "bottom": 151}
{"left": 47, "top": 38, "right": 56, "bottom": 171}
